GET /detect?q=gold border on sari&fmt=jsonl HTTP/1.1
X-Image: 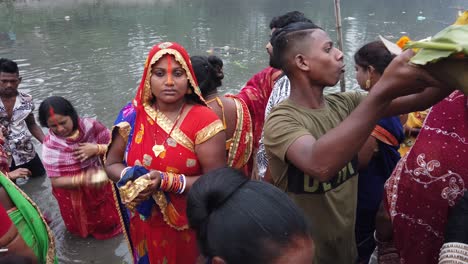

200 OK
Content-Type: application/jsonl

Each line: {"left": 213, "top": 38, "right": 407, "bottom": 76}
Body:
{"left": 152, "top": 191, "right": 189, "bottom": 231}
{"left": 0, "top": 175, "right": 57, "bottom": 264}
{"left": 110, "top": 183, "right": 134, "bottom": 259}
{"left": 227, "top": 98, "right": 253, "bottom": 167}
{"left": 156, "top": 112, "right": 195, "bottom": 152}
{"left": 114, "top": 121, "right": 132, "bottom": 144}
{"left": 195, "top": 119, "right": 224, "bottom": 145}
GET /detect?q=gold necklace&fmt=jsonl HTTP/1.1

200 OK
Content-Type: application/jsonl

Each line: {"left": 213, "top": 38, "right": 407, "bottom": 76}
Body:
{"left": 152, "top": 103, "right": 186, "bottom": 158}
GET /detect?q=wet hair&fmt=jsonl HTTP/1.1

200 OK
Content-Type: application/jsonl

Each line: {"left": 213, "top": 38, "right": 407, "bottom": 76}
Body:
{"left": 38, "top": 96, "right": 79, "bottom": 131}
{"left": 190, "top": 55, "right": 224, "bottom": 98}
{"left": 271, "top": 22, "right": 322, "bottom": 74}
{"left": 269, "top": 11, "right": 313, "bottom": 30}
{"left": 354, "top": 41, "right": 396, "bottom": 75}
{"left": 0, "top": 58, "right": 19, "bottom": 75}
{"left": 187, "top": 167, "right": 311, "bottom": 264}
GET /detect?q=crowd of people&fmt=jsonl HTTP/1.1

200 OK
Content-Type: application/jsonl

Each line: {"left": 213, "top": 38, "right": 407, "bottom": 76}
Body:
{"left": 0, "top": 10, "right": 466, "bottom": 264}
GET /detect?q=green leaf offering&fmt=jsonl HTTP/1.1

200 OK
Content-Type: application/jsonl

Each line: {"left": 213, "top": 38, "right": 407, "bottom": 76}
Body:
{"left": 405, "top": 11, "right": 468, "bottom": 94}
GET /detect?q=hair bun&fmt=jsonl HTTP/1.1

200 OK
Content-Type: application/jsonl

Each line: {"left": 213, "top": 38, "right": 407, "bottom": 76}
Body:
{"left": 207, "top": 55, "right": 224, "bottom": 81}
{"left": 187, "top": 167, "right": 247, "bottom": 230}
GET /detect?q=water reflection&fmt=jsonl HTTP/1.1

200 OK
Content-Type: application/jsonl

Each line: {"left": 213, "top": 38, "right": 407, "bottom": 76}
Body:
{"left": 1, "top": 0, "right": 465, "bottom": 262}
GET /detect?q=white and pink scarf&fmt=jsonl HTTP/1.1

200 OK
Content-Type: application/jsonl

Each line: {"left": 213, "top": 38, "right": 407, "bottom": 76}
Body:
{"left": 42, "top": 118, "right": 110, "bottom": 177}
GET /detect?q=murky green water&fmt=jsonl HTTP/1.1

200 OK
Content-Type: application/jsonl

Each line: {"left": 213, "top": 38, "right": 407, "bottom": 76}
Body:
{"left": 0, "top": 0, "right": 465, "bottom": 262}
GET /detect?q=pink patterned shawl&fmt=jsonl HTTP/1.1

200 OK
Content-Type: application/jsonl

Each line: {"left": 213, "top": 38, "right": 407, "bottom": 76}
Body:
{"left": 384, "top": 91, "right": 468, "bottom": 264}
{"left": 42, "top": 118, "right": 110, "bottom": 177}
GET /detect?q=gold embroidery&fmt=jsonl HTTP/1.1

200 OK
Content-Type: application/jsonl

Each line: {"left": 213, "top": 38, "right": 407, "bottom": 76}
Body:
{"left": 118, "top": 177, "right": 152, "bottom": 211}
{"left": 143, "top": 154, "right": 153, "bottom": 167}
{"left": 186, "top": 159, "right": 196, "bottom": 168}
{"left": 152, "top": 191, "right": 189, "bottom": 231}
{"left": 115, "top": 122, "right": 131, "bottom": 143}
{"left": 158, "top": 42, "right": 173, "bottom": 49}
{"left": 195, "top": 119, "right": 224, "bottom": 145}
{"left": 157, "top": 111, "right": 194, "bottom": 152}
{"left": 111, "top": 182, "right": 133, "bottom": 260}
{"left": 227, "top": 99, "right": 243, "bottom": 166}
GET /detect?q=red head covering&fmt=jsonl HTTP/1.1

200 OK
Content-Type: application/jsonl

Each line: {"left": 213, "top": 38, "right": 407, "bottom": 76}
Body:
{"left": 133, "top": 42, "right": 206, "bottom": 115}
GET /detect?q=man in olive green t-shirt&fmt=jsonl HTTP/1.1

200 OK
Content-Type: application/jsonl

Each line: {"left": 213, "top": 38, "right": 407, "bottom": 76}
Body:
{"left": 264, "top": 21, "right": 452, "bottom": 264}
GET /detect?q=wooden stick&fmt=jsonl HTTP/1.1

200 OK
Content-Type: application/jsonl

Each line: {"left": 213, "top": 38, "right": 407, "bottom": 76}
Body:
{"left": 333, "top": 0, "right": 346, "bottom": 92}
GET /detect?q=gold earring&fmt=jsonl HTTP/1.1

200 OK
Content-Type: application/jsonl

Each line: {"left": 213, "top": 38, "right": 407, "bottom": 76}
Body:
{"left": 365, "top": 79, "right": 371, "bottom": 89}
{"left": 186, "top": 89, "right": 192, "bottom": 95}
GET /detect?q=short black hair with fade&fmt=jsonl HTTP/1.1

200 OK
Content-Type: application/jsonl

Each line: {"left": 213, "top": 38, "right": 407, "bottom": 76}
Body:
{"left": 270, "top": 21, "right": 322, "bottom": 75}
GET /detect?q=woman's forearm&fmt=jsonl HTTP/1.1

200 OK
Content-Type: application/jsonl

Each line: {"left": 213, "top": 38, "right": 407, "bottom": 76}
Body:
{"left": 50, "top": 176, "right": 76, "bottom": 189}
{"left": 105, "top": 163, "right": 126, "bottom": 182}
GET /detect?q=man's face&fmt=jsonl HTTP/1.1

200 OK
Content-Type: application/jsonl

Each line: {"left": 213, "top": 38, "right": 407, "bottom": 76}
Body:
{"left": 267, "top": 28, "right": 281, "bottom": 68}
{"left": 301, "top": 29, "right": 345, "bottom": 87}
{"left": 0, "top": 72, "right": 21, "bottom": 97}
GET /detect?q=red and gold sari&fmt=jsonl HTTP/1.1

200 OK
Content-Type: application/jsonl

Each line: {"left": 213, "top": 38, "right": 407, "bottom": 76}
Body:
{"left": 113, "top": 42, "right": 224, "bottom": 264}
{"left": 208, "top": 95, "right": 253, "bottom": 173}
{"left": 235, "top": 67, "right": 281, "bottom": 173}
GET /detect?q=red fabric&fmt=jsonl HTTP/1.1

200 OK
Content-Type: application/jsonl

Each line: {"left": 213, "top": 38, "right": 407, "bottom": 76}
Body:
{"left": 52, "top": 183, "right": 121, "bottom": 239}
{"left": 225, "top": 95, "right": 253, "bottom": 173}
{"left": 126, "top": 42, "right": 222, "bottom": 264}
{"left": 0, "top": 203, "right": 12, "bottom": 237}
{"left": 43, "top": 118, "right": 110, "bottom": 177}
{"left": 384, "top": 91, "right": 468, "bottom": 264}
{"left": 127, "top": 105, "right": 220, "bottom": 264}
{"left": 43, "top": 117, "right": 121, "bottom": 239}
{"left": 235, "top": 67, "right": 280, "bottom": 152}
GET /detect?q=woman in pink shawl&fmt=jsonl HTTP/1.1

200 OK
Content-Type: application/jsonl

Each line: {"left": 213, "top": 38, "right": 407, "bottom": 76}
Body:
{"left": 38, "top": 96, "right": 121, "bottom": 239}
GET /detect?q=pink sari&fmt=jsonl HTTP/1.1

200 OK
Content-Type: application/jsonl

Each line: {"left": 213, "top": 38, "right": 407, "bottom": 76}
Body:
{"left": 384, "top": 91, "right": 468, "bottom": 263}
{"left": 42, "top": 118, "right": 121, "bottom": 239}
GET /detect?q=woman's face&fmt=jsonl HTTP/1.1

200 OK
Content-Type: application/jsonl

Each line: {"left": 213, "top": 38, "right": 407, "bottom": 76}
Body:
{"left": 150, "top": 54, "right": 189, "bottom": 105}
{"left": 355, "top": 64, "right": 369, "bottom": 91}
{"left": 303, "top": 29, "right": 345, "bottom": 87}
{"left": 47, "top": 113, "right": 75, "bottom": 138}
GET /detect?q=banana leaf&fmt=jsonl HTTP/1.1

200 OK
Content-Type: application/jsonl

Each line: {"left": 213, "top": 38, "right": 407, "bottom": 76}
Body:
{"left": 404, "top": 12, "right": 468, "bottom": 94}
{"left": 408, "top": 25, "right": 468, "bottom": 65}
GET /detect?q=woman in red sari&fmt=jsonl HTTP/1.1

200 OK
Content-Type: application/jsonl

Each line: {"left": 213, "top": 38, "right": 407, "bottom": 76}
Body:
{"left": 191, "top": 55, "right": 253, "bottom": 173}
{"left": 376, "top": 91, "right": 468, "bottom": 263}
{"left": 105, "top": 42, "right": 226, "bottom": 264}
{"left": 38, "top": 96, "right": 122, "bottom": 239}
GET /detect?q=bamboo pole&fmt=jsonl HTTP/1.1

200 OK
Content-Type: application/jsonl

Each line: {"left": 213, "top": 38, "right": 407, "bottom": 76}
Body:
{"left": 333, "top": 0, "right": 346, "bottom": 92}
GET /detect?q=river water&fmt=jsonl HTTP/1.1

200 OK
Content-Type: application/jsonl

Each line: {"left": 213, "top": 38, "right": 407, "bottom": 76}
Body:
{"left": 0, "top": 0, "right": 465, "bottom": 263}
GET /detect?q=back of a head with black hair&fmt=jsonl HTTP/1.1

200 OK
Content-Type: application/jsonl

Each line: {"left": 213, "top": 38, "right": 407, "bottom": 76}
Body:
{"left": 38, "top": 96, "right": 79, "bottom": 131}
{"left": 269, "top": 11, "right": 313, "bottom": 30}
{"left": 0, "top": 58, "right": 19, "bottom": 75}
{"left": 270, "top": 22, "right": 323, "bottom": 75}
{"left": 187, "top": 167, "right": 311, "bottom": 264}
{"left": 354, "top": 40, "right": 396, "bottom": 75}
{"left": 0, "top": 255, "right": 33, "bottom": 264}
{"left": 191, "top": 55, "right": 224, "bottom": 98}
